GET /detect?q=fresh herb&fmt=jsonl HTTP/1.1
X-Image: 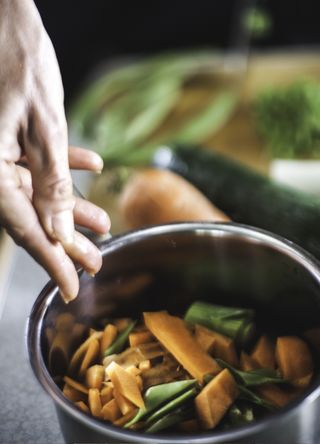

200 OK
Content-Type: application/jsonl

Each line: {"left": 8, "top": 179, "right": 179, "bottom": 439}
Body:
{"left": 145, "top": 406, "right": 194, "bottom": 433}
{"left": 184, "top": 301, "right": 255, "bottom": 347}
{"left": 237, "top": 384, "right": 276, "bottom": 411}
{"left": 254, "top": 80, "right": 320, "bottom": 158}
{"left": 216, "top": 359, "right": 286, "bottom": 387}
{"left": 125, "top": 379, "right": 196, "bottom": 427}
{"left": 103, "top": 320, "right": 136, "bottom": 356}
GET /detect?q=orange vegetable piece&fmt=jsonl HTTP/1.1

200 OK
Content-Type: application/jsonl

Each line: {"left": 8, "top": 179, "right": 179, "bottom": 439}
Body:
{"left": 257, "top": 384, "right": 302, "bottom": 408}
{"left": 144, "top": 311, "right": 221, "bottom": 382}
{"left": 63, "top": 376, "right": 88, "bottom": 394}
{"left": 240, "top": 351, "right": 258, "bottom": 372}
{"left": 100, "top": 385, "right": 114, "bottom": 405}
{"left": 129, "top": 330, "right": 153, "bottom": 347}
{"left": 113, "top": 409, "right": 138, "bottom": 427}
{"left": 276, "top": 336, "right": 313, "bottom": 388}
{"left": 113, "top": 388, "right": 136, "bottom": 415}
{"left": 194, "top": 325, "right": 216, "bottom": 353}
{"left": 63, "top": 384, "right": 86, "bottom": 402}
{"left": 88, "top": 388, "right": 102, "bottom": 418}
{"left": 195, "top": 325, "right": 238, "bottom": 367}
{"left": 195, "top": 369, "right": 238, "bottom": 430}
{"left": 100, "top": 324, "right": 118, "bottom": 355}
{"left": 106, "top": 362, "right": 145, "bottom": 408}
{"left": 101, "top": 398, "right": 122, "bottom": 422}
{"left": 74, "top": 401, "right": 90, "bottom": 413}
{"left": 79, "top": 338, "right": 100, "bottom": 378}
{"left": 251, "top": 335, "right": 275, "bottom": 369}
{"left": 139, "top": 360, "right": 151, "bottom": 372}
{"left": 86, "top": 365, "right": 105, "bottom": 390}
{"left": 68, "top": 331, "right": 103, "bottom": 374}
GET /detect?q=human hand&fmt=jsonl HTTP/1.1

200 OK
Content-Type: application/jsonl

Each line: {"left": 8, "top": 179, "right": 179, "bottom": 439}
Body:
{"left": 0, "top": 0, "right": 110, "bottom": 302}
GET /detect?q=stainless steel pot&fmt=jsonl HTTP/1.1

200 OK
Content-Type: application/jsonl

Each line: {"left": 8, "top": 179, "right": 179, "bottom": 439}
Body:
{"left": 27, "top": 222, "right": 320, "bottom": 444}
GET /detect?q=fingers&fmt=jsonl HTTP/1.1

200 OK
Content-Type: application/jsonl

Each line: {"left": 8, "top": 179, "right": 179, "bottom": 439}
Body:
{"left": 23, "top": 106, "right": 75, "bottom": 245}
{"left": 64, "top": 231, "right": 102, "bottom": 276}
{"left": 69, "top": 146, "right": 103, "bottom": 172}
{"left": 74, "top": 197, "right": 111, "bottom": 234}
{"left": 0, "top": 160, "right": 79, "bottom": 302}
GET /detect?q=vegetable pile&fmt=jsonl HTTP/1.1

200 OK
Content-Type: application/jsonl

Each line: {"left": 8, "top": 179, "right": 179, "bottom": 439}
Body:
{"left": 48, "top": 301, "right": 319, "bottom": 434}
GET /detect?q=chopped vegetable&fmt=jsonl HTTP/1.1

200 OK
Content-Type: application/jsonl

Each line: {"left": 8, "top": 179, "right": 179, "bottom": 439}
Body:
{"left": 104, "top": 321, "right": 136, "bottom": 357}
{"left": 100, "top": 324, "right": 118, "bottom": 356}
{"left": 195, "top": 325, "right": 238, "bottom": 367}
{"left": 101, "top": 398, "right": 122, "bottom": 422}
{"left": 251, "top": 335, "right": 275, "bottom": 370}
{"left": 63, "top": 384, "right": 86, "bottom": 403}
{"left": 79, "top": 339, "right": 100, "bottom": 378}
{"left": 129, "top": 331, "right": 154, "bottom": 348}
{"left": 88, "top": 388, "right": 102, "bottom": 418}
{"left": 257, "top": 384, "right": 302, "bottom": 408}
{"left": 237, "top": 384, "right": 276, "bottom": 411}
{"left": 113, "top": 388, "right": 136, "bottom": 415}
{"left": 68, "top": 331, "right": 103, "bottom": 375}
{"left": 144, "top": 311, "right": 221, "bottom": 382}
{"left": 100, "top": 385, "right": 113, "bottom": 405}
{"left": 106, "top": 362, "right": 145, "bottom": 409}
{"left": 240, "top": 352, "right": 258, "bottom": 372}
{"left": 216, "top": 359, "right": 285, "bottom": 387}
{"left": 195, "top": 369, "right": 238, "bottom": 430}
{"left": 63, "top": 376, "right": 88, "bottom": 395}
{"left": 85, "top": 365, "right": 105, "bottom": 390}
{"left": 275, "top": 336, "right": 313, "bottom": 388}
{"left": 185, "top": 301, "right": 255, "bottom": 347}
{"left": 75, "top": 400, "right": 90, "bottom": 413}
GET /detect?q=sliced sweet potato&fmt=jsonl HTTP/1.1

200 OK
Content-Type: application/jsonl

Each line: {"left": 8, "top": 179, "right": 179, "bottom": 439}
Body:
{"left": 139, "top": 360, "right": 151, "bottom": 372}
{"left": 68, "top": 331, "right": 103, "bottom": 374}
{"left": 88, "top": 388, "right": 102, "bottom": 418}
{"left": 240, "top": 351, "right": 258, "bottom": 372}
{"left": 113, "top": 388, "right": 136, "bottom": 415}
{"left": 257, "top": 384, "right": 302, "bottom": 408}
{"left": 194, "top": 325, "right": 216, "bottom": 354}
{"left": 113, "top": 409, "right": 138, "bottom": 427}
{"left": 100, "top": 324, "right": 118, "bottom": 356}
{"left": 195, "top": 325, "right": 238, "bottom": 367}
{"left": 195, "top": 369, "right": 238, "bottom": 429}
{"left": 101, "top": 398, "right": 122, "bottom": 422}
{"left": 129, "top": 330, "right": 153, "bottom": 347}
{"left": 251, "top": 335, "right": 275, "bottom": 369}
{"left": 106, "top": 362, "right": 144, "bottom": 408}
{"left": 75, "top": 400, "right": 90, "bottom": 413}
{"left": 63, "top": 384, "right": 87, "bottom": 402}
{"left": 144, "top": 311, "right": 221, "bottom": 382}
{"left": 86, "top": 365, "right": 105, "bottom": 389}
{"left": 63, "top": 376, "right": 88, "bottom": 395}
{"left": 79, "top": 339, "right": 100, "bottom": 378}
{"left": 100, "top": 385, "right": 114, "bottom": 405}
{"left": 276, "top": 336, "right": 313, "bottom": 388}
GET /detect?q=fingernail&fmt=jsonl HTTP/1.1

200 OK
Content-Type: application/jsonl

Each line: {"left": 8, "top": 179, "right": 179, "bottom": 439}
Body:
{"left": 88, "top": 271, "right": 96, "bottom": 278}
{"left": 60, "top": 290, "right": 77, "bottom": 304}
{"left": 52, "top": 210, "right": 74, "bottom": 244}
{"left": 92, "top": 153, "right": 104, "bottom": 172}
{"left": 99, "top": 210, "right": 111, "bottom": 230}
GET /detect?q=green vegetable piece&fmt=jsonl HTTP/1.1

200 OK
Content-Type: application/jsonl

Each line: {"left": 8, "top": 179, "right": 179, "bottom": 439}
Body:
{"left": 216, "top": 359, "right": 286, "bottom": 387}
{"left": 146, "top": 387, "right": 198, "bottom": 425}
{"left": 227, "top": 403, "right": 255, "bottom": 426}
{"left": 254, "top": 79, "right": 320, "bottom": 158}
{"left": 125, "top": 379, "right": 196, "bottom": 428}
{"left": 237, "top": 384, "right": 276, "bottom": 411}
{"left": 184, "top": 301, "right": 255, "bottom": 347}
{"left": 103, "top": 320, "right": 136, "bottom": 356}
{"left": 145, "top": 406, "right": 193, "bottom": 433}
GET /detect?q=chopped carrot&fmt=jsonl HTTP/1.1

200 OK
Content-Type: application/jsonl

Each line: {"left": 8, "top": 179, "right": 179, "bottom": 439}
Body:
{"left": 114, "top": 318, "right": 131, "bottom": 332}
{"left": 257, "top": 384, "right": 302, "bottom": 408}
{"left": 74, "top": 401, "right": 90, "bottom": 413}
{"left": 86, "top": 365, "right": 105, "bottom": 389}
{"left": 63, "top": 384, "right": 86, "bottom": 402}
{"left": 144, "top": 311, "right": 221, "bottom": 382}
{"left": 139, "top": 360, "right": 151, "bottom": 372}
{"left": 88, "top": 388, "right": 102, "bottom": 418}
{"left": 240, "top": 351, "right": 258, "bottom": 372}
{"left": 106, "top": 362, "right": 145, "bottom": 408}
{"left": 79, "top": 339, "right": 100, "bottom": 378}
{"left": 195, "top": 325, "right": 238, "bottom": 367}
{"left": 251, "top": 335, "right": 275, "bottom": 369}
{"left": 129, "top": 330, "right": 153, "bottom": 347}
{"left": 113, "top": 388, "right": 136, "bottom": 415}
{"left": 113, "top": 409, "right": 138, "bottom": 427}
{"left": 100, "top": 324, "right": 118, "bottom": 356}
{"left": 276, "top": 336, "right": 313, "bottom": 388}
{"left": 101, "top": 398, "right": 122, "bottom": 422}
{"left": 63, "top": 376, "right": 88, "bottom": 395}
{"left": 195, "top": 369, "right": 238, "bottom": 429}
{"left": 100, "top": 385, "right": 113, "bottom": 405}
{"left": 194, "top": 325, "right": 216, "bottom": 353}
{"left": 68, "top": 331, "right": 103, "bottom": 375}
{"left": 126, "top": 365, "right": 141, "bottom": 377}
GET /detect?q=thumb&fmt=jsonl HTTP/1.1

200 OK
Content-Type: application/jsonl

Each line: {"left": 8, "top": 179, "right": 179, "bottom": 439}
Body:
{"left": 24, "top": 108, "right": 75, "bottom": 244}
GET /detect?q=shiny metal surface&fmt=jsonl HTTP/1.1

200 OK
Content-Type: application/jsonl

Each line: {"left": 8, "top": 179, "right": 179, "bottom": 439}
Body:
{"left": 27, "top": 222, "right": 320, "bottom": 443}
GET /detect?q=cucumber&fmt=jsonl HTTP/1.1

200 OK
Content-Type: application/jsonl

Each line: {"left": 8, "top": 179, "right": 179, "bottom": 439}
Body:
{"left": 152, "top": 144, "right": 320, "bottom": 260}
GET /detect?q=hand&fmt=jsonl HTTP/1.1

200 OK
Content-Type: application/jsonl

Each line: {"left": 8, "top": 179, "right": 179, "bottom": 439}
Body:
{"left": 0, "top": 0, "right": 110, "bottom": 302}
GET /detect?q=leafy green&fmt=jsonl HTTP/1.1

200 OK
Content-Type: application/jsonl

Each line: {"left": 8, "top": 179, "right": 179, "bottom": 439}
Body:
{"left": 145, "top": 406, "right": 194, "bottom": 433}
{"left": 254, "top": 79, "right": 320, "bottom": 158}
{"left": 237, "top": 384, "right": 276, "bottom": 411}
{"left": 184, "top": 301, "right": 256, "bottom": 347}
{"left": 216, "top": 359, "right": 286, "bottom": 387}
{"left": 103, "top": 320, "right": 136, "bottom": 356}
{"left": 125, "top": 379, "right": 196, "bottom": 427}
{"left": 226, "top": 403, "right": 255, "bottom": 427}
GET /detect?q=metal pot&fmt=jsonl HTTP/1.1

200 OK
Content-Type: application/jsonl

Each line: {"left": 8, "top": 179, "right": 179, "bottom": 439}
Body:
{"left": 27, "top": 222, "right": 320, "bottom": 444}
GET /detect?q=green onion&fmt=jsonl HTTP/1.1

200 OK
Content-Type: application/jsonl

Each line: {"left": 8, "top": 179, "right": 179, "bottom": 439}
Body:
{"left": 184, "top": 301, "right": 256, "bottom": 347}
{"left": 145, "top": 406, "right": 194, "bottom": 433}
{"left": 103, "top": 320, "right": 136, "bottom": 357}
{"left": 237, "top": 384, "right": 276, "bottom": 411}
{"left": 125, "top": 379, "right": 196, "bottom": 428}
{"left": 216, "top": 359, "right": 286, "bottom": 387}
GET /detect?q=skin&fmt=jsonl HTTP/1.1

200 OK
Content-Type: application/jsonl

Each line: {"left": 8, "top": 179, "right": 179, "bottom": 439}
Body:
{"left": 0, "top": 0, "right": 110, "bottom": 302}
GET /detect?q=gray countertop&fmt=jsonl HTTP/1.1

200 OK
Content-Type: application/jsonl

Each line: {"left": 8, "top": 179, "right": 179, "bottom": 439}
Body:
{"left": 0, "top": 246, "right": 64, "bottom": 444}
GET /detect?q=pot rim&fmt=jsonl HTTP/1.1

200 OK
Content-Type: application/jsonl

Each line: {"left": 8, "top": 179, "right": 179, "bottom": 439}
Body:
{"left": 26, "top": 221, "right": 320, "bottom": 443}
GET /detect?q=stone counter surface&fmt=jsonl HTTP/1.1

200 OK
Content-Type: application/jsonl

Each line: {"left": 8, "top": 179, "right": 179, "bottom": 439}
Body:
{"left": 0, "top": 247, "right": 64, "bottom": 444}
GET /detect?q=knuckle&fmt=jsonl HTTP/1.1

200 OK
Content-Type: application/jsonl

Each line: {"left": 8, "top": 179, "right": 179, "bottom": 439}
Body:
{"left": 42, "top": 174, "right": 73, "bottom": 201}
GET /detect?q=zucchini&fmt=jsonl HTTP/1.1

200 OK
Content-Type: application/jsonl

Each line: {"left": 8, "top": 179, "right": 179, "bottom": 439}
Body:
{"left": 152, "top": 144, "right": 320, "bottom": 260}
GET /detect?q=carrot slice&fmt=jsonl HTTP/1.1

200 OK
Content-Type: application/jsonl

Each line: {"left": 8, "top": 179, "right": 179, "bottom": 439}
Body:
{"left": 113, "top": 409, "right": 138, "bottom": 427}
{"left": 63, "top": 384, "right": 86, "bottom": 402}
{"left": 129, "top": 330, "right": 153, "bottom": 347}
{"left": 100, "top": 385, "right": 113, "bottom": 405}
{"left": 63, "top": 376, "right": 88, "bottom": 394}
{"left": 101, "top": 398, "right": 122, "bottom": 422}
{"left": 144, "top": 311, "right": 221, "bottom": 382}
{"left": 257, "top": 384, "right": 302, "bottom": 408}
{"left": 240, "top": 351, "right": 258, "bottom": 372}
{"left": 195, "top": 325, "right": 238, "bottom": 367}
{"left": 75, "top": 400, "right": 90, "bottom": 413}
{"left": 106, "top": 362, "right": 145, "bottom": 408}
{"left": 79, "top": 339, "right": 100, "bottom": 378}
{"left": 88, "top": 388, "right": 102, "bottom": 418}
{"left": 251, "top": 335, "right": 275, "bottom": 369}
{"left": 113, "top": 388, "right": 136, "bottom": 415}
{"left": 86, "top": 365, "right": 105, "bottom": 389}
{"left": 68, "top": 331, "right": 103, "bottom": 374}
{"left": 101, "top": 324, "right": 118, "bottom": 356}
